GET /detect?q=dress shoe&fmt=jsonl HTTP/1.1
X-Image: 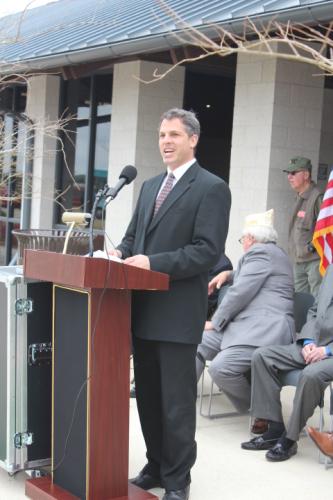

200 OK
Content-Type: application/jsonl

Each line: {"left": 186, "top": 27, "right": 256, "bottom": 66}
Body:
{"left": 307, "top": 427, "right": 333, "bottom": 458}
{"left": 265, "top": 441, "right": 297, "bottom": 462}
{"left": 251, "top": 418, "right": 269, "bottom": 435}
{"left": 162, "top": 485, "right": 190, "bottom": 500}
{"left": 241, "top": 435, "right": 278, "bottom": 450}
{"left": 130, "top": 471, "right": 161, "bottom": 490}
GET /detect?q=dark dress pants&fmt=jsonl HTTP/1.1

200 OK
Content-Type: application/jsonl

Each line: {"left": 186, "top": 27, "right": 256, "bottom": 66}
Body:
{"left": 132, "top": 336, "right": 197, "bottom": 491}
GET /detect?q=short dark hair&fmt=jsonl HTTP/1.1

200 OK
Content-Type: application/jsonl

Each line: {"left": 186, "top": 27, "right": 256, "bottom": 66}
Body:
{"left": 159, "top": 108, "right": 200, "bottom": 139}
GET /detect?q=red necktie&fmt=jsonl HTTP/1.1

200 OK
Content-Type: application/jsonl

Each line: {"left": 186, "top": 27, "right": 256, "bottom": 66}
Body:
{"left": 153, "top": 173, "right": 175, "bottom": 216}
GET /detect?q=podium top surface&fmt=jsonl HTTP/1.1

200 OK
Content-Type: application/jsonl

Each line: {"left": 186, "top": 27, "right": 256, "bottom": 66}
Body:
{"left": 23, "top": 250, "right": 169, "bottom": 291}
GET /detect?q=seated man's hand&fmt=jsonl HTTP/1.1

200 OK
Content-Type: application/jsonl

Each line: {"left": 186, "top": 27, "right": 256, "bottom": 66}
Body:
{"left": 208, "top": 270, "right": 230, "bottom": 295}
{"left": 301, "top": 342, "right": 316, "bottom": 362}
{"left": 204, "top": 321, "right": 214, "bottom": 331}
{"left": 304, "top": 346, "right": 327, "bottom": 364}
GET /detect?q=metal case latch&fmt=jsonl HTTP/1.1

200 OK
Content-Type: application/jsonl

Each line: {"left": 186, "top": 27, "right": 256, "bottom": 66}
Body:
{"left": 28, "top": 342, "right": 52, "bottom": 366}
{"left": 14, "top": 432, "right": 34, "bottom": 449}
{"left": 15, "top": 298, "right": 33, "bottom": 315}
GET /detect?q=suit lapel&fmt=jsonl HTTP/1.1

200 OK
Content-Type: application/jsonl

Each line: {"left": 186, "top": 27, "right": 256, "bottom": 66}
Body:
{"left": 133, "top": 175, "right": 164, "bottom": 254}
{"left": 143, "top": 173, "right": 165, "bottom": 233}
{"left": 147, "top": 163, "right": 199, "bottom": 235}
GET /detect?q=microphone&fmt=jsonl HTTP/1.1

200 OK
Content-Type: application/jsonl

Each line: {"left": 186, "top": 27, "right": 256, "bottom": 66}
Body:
{"left": 88, "top": 165, "right": 137, "bottom": 257}
{"left": 105, "top": 165, "right": 137, "bottom": 200}
{"left": 62, "top": 212, "right": 91, "bottom": 226}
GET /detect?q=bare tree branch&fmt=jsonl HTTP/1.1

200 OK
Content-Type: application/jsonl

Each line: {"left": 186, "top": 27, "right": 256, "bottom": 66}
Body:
{"left": 139, "top": 0, "right": 333, "bottom": 83}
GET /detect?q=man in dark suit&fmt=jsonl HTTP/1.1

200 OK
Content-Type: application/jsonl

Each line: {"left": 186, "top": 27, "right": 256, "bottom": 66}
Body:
{"left": 110, "top": 108, "right": 231, "bottom": 500}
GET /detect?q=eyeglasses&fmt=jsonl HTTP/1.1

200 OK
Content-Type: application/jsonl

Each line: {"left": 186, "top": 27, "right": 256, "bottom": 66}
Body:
{"left": 287, "top": 171, "right": 298, "bottom": 176}
{"left": 239, "top": 235, "right": 254, "bottom": 244}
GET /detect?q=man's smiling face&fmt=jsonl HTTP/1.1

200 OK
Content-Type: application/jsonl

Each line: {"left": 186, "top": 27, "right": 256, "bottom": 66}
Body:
{"left": 159, "top": 117, "right": 198, "bottom": 171}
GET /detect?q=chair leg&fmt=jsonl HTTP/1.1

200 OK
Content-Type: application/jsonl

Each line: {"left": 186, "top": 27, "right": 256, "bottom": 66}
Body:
{"left": 199, "top": 365, "right": 205, "bottom": 417}
{"left": 207, "top": 377, "right": 214, "bottom": 417}
{"left": 249, "top": 415, "right": 254, "bottom": 436}
{"left": 325, "top": 383, "right": 333, "bottom": 469}
{"left": 318, "top": 405, "right": 325, "bottom": 464}
{"left": 199, "top": 364, "right": 219, "bottom": 418}
{"left": 199, "top": 368, "right": 242, "bottom": 419}
{"left": 317, "top": 383, "right": 333, "bottom": 468}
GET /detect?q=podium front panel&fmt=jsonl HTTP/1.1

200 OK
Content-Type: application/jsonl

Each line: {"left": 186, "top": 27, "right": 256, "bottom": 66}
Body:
{"left": 52, "top": 285, "right": 90, "bottom": 499}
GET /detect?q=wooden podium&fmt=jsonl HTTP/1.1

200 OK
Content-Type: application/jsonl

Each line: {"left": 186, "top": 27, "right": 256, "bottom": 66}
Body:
{"left": 23, "top": 250, "right": 169, "bottom": 500}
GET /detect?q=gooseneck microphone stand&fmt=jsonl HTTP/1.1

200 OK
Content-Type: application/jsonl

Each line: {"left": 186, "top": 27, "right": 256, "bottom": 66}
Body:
{"left": 88, "top": 166, "right": 137, "bottom": 257}
{"left": 88, "top": 183, "right": 122, "bottom": 257}
{"left": 88, "top": 186, "right": 108, "bottom": 257}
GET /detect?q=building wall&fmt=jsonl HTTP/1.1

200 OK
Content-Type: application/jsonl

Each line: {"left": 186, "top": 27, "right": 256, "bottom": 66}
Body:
{"left": 26, "top": 75, "right": 61, "bottom": 228}
{"left": 226, "top": 53, "right": 275, "bottom": 264}
{"left": 318, "top": 88, "right": 333, "bottom": 191}
{"left": 268, "top": 56, "right": 324, "bottom": 254}
{"left": 226, "top": 47, "right": 325, "bottom": 266}
{"left": 20, "top": 51, "right": 330, "bottom": 265}
{"left": 105, "top": 60, "right": 185, "bottom": 247}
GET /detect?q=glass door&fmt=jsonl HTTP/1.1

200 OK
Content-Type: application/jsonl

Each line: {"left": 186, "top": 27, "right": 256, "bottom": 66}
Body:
{"left": 0, "top": 111, "right": 28, "bottom": 265}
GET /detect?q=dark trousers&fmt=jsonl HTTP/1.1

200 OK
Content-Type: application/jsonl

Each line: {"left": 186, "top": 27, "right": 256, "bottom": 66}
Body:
{"left": 132, "top": 336, "right": 197, "bottom": 491}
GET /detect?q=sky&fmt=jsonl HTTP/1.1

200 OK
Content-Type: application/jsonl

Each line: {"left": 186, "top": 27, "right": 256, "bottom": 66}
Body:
{"left": 0, "top": 0, "right": 59, "bottom": 17}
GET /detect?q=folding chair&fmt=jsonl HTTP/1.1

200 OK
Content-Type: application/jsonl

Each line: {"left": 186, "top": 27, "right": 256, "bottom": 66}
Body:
{"left": 198, "top": 363, "right": 242, "bottom": 419}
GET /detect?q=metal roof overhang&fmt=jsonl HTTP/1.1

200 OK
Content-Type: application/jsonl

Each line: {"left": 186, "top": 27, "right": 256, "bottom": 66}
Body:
{"left": 1, "top": 1, "right": 332, "bottom": 73}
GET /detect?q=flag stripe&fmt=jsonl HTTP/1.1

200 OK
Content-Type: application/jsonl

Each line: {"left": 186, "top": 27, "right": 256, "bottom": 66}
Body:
{"left": 323, "top": 182, "right": 333, "bottom": 197}
{"left": 312, "top": 170, "right": 333, "bottom": 276}
{"left": 323, "top": 187, "right": 333, "bottom": 200}
{"left": 314, "top": 218, "right": 333, "bottom": 232}
{"left": 317, "top": 198, "right": 333, "bottom": 214}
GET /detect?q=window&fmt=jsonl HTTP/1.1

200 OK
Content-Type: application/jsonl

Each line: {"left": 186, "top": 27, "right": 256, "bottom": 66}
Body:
{"left": 56, "top": 74, "right": 113, "bottom": 229}
{"left": 0, "top": 85, "right": 27, "bottom": 265}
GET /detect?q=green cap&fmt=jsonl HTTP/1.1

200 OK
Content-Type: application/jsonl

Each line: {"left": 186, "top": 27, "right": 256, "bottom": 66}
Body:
{"left": 283, "top": 156, "right": 312, "bottom": 173}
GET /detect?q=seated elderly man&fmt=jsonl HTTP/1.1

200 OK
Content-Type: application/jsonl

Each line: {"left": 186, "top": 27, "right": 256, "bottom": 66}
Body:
{"left": 196, "top": 209, "right": 295, "bottom": 414}
{"left": 241, "top": 264, "right": 333, "bottom": 461}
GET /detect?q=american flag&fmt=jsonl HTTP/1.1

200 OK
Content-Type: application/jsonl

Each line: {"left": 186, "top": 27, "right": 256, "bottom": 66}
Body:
{"left": 312, "top": 169, "right": 333, "bottom": 276}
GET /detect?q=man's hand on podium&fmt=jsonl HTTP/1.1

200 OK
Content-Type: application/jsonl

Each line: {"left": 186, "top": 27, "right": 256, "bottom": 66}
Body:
{"left": 108, "top": 249, "right": 122, "bottom": 259}
{"left": 124, "top": 254, "right": 150, "bottom": 270}
{"left": 90, "top": 249, "right": 123, "bottom": 262}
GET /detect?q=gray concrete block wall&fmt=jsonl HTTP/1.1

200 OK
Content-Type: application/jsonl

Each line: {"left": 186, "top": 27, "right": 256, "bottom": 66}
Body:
{"left": 25, "top": 75, "right": 61, "bottom": 229}
{"left": 105, "top": 60, "right": 185, "bottom": 248}
{"left": 318, "top": 88, "right": 333, "bottom": 191}
{"left": 226, "top": 53, "right": 275, "bottom": 265}
{"left": 227, "top": 46, "right": 325, "bottom": 266}
{"left": 268, "top": 55, "right": 324, "bottom": 253}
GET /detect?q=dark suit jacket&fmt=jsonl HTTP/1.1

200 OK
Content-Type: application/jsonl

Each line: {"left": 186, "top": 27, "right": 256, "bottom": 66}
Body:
{"left": 118, "top": 162, "right": 231, "bottom": 344}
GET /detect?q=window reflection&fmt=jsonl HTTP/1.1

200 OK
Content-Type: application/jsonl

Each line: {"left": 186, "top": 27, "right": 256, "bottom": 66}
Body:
{"left": 0, "top": 221, "right": 5, "bottom": 263}
{"left": 58, "top": 74, "right": 112, "bottom": 226}
{"left": 97, "top": 103, "right": 112, "bottom": 117}
{"left": 0, "top": 85, "right": 26, "bottom": 264}
{"left": 2, "top": 115, "right": 13, "bottom": 174}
